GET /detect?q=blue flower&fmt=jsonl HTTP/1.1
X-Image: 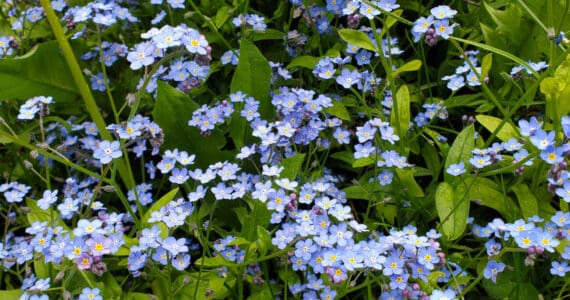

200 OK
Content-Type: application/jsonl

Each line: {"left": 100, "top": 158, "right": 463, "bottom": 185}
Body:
{"left": 540, "top": 145, "right": 565, "bottom": 164}
{"left": 483, "top": 260, "right": 505, "bottom": 283}
{"left": 551, "top": 261, "right": 570, "bottom": 277}
{"left": 93, "top": 140, "right": 122, "bottom": 164}
{"left": 336, "top": 68, "right": 361, "bottom": 89}
{"left": 446, "top": 161, "right": 466, "bottom": 176}
{"left": 430, "top": 5, "right": 458, "bottom": 19}
{"left": 127, "top": 42, "right": 156, "bottom": 70}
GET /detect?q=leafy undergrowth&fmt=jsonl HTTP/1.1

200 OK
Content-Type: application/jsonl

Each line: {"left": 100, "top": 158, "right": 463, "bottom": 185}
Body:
{"left": 1, "top": 0, "right": 570, "bottom": 299}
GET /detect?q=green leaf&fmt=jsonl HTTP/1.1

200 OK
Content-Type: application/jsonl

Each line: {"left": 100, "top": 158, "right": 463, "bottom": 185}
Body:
{"left": 142, "top": 187, "right": 179, "bottom": 224}
{"left": 444, "top": 125, "right": 474, "bottom": 183}
{"left": 0, "top": 290, "right": 22, "bottom": 300}
{"left": 330, "top": 151, "right": 354, "bottom": 165}
{"left": 511, "top": 184, "right": 539, "bottom": 220}
{"left": 476, "top": 115, "right": 520, "bottom": 142}
{"left": 251, "top": 29, "right": 285, "bottom": 41}
{"left": 153, "top": 81, "right": 232, "bottom": 168}
{"left": 540, "top": 54, "right": 570, "bottom": 126}
{"left": 481, "top": 53, "right": 493, "bottom": 80}
{"left": 287, "top": 55, "right": 320, "bottom": 70}
{"left": 463, "top": 176, "right": 519, "bottom": 221}
{"left": 395, "top": 168, "right": 424, "bottom": 197}
{"left": 352, "top": 157, "right": 375, "bottom": 168}
{"left": 256, "top": 226, "right": 273, "bottom": 256}
{"left": 213, "top": 6, "right": 231, "bottom": 28}
{"left": 390, "top": 85, "right": 410, "bottom": 138}
{"left": 280, "top": 153, "right": 306, "bottom": 180}
{"left": 230, "top": 39, "right": 272, "bottom": 118}
{"left": 337, "top": 29, "right": 377, "bottom": 52}
{"left": 436, "top": 182, "right": 469, "bottom": 241}
{"left": 125, "top": 293, "right": 153, "bottom": 300}
{"left": 0, "top": 41, "right": 79, "bottom": 101}
{"left": 324, "top": 99, "right": 351, "bottom": 121}
{"left": 393, "top": 60, "right": 422, "bottom": 76}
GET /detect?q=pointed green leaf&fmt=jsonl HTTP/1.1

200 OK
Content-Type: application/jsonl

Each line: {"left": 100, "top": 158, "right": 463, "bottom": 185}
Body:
{"left": 153, "top": 81, "right": 232, "bottom": 168}
{"left": 481, "top": 53, "right": 493, "bottom": 80}
{"left": 142, "top": 188, "right": 179, "bottom": 225}
{"left": 436, "top": 182, "right": 469, "bottom": 241}
{"left": 444, "top": 124, "right": 474, "bottom": 183}
{"left": 393, "top": 60, "right": 422, "bottom": 76}
{"left": 476, "top": 115, "right": 520, "bottom": 142}
{"left": 511, "top": 184, "right": 539, "bottom": 220}
{"left": 325, "top": 99, "right": 351, "bottom": 121}
{"left": 338, "top": 29, "right": 377, "bottom": 52}
{"left": 230, "top": 39, "right": 272, "bottom": 118}
{"left": 280, "top": 153, "right": 306, "bottom": 180}
{"left": 287, "top": 55, "right": 320, "bottom": 70}
{"left": 390, "top": 85, "right": 410, "bottom": 138}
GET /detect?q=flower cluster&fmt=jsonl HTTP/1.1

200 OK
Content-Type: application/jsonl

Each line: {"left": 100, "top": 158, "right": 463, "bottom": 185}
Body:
{"left": 16, "top": 96, "right": 54, "bottom": 120}
{"left": 412, "top": 5, "right": 459, "bottom": 45}
{"left": 441, "top": 50, "right": 484, "bottom": 91}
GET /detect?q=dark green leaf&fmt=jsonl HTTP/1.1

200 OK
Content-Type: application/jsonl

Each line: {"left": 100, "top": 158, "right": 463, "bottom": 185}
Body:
{"left": 287, "top": 55, "right": 320, "bottom": 70}
{"left": 230, "top": 39, "right": 272, "bottom": 118}
{"left": 0, "top": 41, "right": 79, "bottom": 101}
{"left": 153, "top": 81, "right": 232, "bottom": 168}
{"left": 280, "top": 153, "right": 306, "bottom": 180}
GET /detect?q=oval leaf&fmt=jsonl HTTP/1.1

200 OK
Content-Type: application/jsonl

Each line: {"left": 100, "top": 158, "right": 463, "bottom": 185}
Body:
{"left": 338, "top": 29, "right": 377, "bottom": 52}
{"left": 436, "top": 182, "right": 469, "bottom": 241}
{"left": 476, "top": 114, "right": 520, "bottom": 142}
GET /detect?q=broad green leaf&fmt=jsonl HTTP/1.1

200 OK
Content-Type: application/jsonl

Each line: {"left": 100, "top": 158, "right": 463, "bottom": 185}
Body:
{"left": 444, "top": 124, "right": 474, "bottom": 183}
{"left": 343, "top": 181, "right": 388, "bottom": 201}
{"left": 230, "top": 39, "right": 272, "bottom": 118}
{"left": 463, "top": 176, "right": 519, "bottom": 221}
{"left": 102, "top": 273, "right": 123, "bottom": 299}
{"left": 287, "top": 55, "right": 320, "bottom": 70}
{"left": 330, "top": 151, "right": 354, "bottom": 165}
{"left": 476, "top": 115, "right": 520, "bottom": 142}
{"left": 280, "top": 153, "right": 306, "bottom": 180}
{"left": 0, "top": 41, "right": 79, "bottom": 101}
{"left": 325, "top": 100, "right": 351, "bottom": 121}
{"left": 236, "top": 200, "right": 271, "bottom": 242}
{"left": 142, "top": 187, "right": 179, "bottom": 224}
{"left": 390, "top": 85, "right": 410, "bottom": 138}
{"left": 436, "top": 182, "right": 469, "bottom": 241}
{"left": 213, "top": 6, "right": 231, "bottom": 28}
{"left": 153, "top": 81, "right": 232, "bottom": 168}
{"left": 352, "top": 157, "right": 375, "bottom": 168}
{"left": 279, "top": 269, "right": 300, "bottom": 285}
{"left": 338, "top": 29, "right": 377, "bottom": 52}
{"left": 0, "top": 290, "right": 22, "bottom": 300}
{"left": 125, "top": 293, "right": 153, "bottom": 300}
{"left": 395, "top": 168, "right": 424, "bottom": 197}
{"left": 511, "top": 184, "right": 539, "bottom": 220}
{"left": 193, "top": 255, "right": 228, "bottom": 267}
{"left": 251, "top": 29, "right": 285, "bottom": 41}
{"left": 393, "top": 60, "right": 422, "bottom": 76}
{"left": 179, "top": 272, "right": 235, "bottom": 299}
{"left": 230, "top": 39, "right": 272, "bottom": 147}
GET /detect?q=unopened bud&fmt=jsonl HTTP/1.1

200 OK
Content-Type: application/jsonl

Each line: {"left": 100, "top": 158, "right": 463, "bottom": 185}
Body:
{"left": 101, "top": 185, "right": 115, "bottom": 193}
{"left": 23, "top": 160, "right": 34, "bottom": 169}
